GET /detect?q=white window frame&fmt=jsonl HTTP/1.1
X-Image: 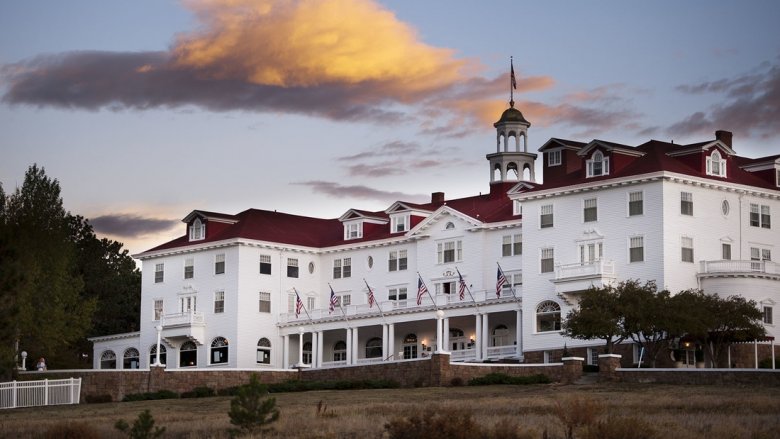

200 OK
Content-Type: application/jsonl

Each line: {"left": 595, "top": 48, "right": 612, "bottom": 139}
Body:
{"left": 629, "top": 236, "right": 644, "bottom": 263}
{"left": 750, "top": 204, "right": 771, "bottom": 229}
{"left": 437, "top": 239, "right": 463, "bottom": 264}
{"left": 500, "top": 272, "right": 523, "bottom": 295}
{"left": 628, "top": 191, "right": 643, "bottom": 216}
{"left": 579, "top": 241, "right": 603, "bottom": 264}
{"left": 583, "top": 198, "right": 598, "bottom": 222}
{"left": 189, "top": 218, "right": 205, "bottom": 241}
{"left": 763, "top": 306, "right": 773, "bottom": 325}
{"left": 502, "top": 234, "right": 522, "bottom": 257}
{"left": 586, "top": 151, "right": 609, "bottom": 177}
{"left": 388, "top": 287, "right": 408, "bottom": 302}
{"left": 259, "top": 254, "right": 272, "bottom": 275}
{"left": 215, "top": 253, "right": 225, "bottom": 275}
{"left": 776, "top": 168, "right": 780, "bottom": 187}
{"left": 184, "top": 258, "right": 194, "bottom": 279}
{"left": 389, "top": 249, "right": 408, "bottom": 272}
{"left": 391, "top": 214, "right": 410, "bottom": 233}
{"left": 540, "top": 204, "right": 554, "bottom": 228}
{"left": 153, "top": 299, "right": 163, "bottom": 321}
{"left": 706, "top": 150, "right": 727, "bottom": 177}
{"left": 540, "top": 247, "right": 555, "bottom": 273}
{"left": 513, "top": 200, "right": 522, "bottom": 216}
{"left": 547, "top": 149, "right": 562, "bottom": 166}
{"left": 214, "top": 291, "right": 225, "bottom": 314}
{"left": 333, "top": 258, "right": 352, "bottom": 279}
{"left": 154, "top": 263, "right": 164, "bottom": 283}
{"left": 536, "top": 300, "right": 562, "bottom": 333}
{"left": 344, "top": 222, "right": 363, "bottom": 240}
{"left": 258, "top": 291, "right": 271, "bottom": 313}
{"left": 257, "top": 338, "right": 271, "bottom": 364}
{"left": 287, "top": 258, "right": 299, "bottom": 278}
{"left": 680, "top": 192, "right": 693, "bottom": 216}
{"left": 722, "top": 242, "right": 732, "bottom": 260}
{"left": 681, "top": 236, "right": 694, "bottom": 263}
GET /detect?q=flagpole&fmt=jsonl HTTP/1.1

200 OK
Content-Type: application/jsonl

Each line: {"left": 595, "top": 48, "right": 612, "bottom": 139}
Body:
{"left": 510, "top": 56, "right": 514, "bottom": 106}
{"left": 329, "top": 283, "right": 352, "bottom": 328}
{"left": 363, "top": 278, "right": 387, "bottom": 324}
{"left": 417, "top": 272, "right": 439, "bottom": 311}
{"left": 455, "top": 267, "right": 481, "bottom": 314}
{"left": 496, "top": 262, "right": 521, "bottom": 304}
{"left": 293, "top": 287, "right": 316, "bottom": 327}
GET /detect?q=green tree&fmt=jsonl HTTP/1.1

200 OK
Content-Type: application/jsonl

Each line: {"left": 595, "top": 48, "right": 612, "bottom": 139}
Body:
{"left": 115, "top": 409, "right": 166, "bottom": 439}
{"left": 562, "top": 284, "right": 625, "bottom": 354}
{"left": 618, "top": 280, "right": 676, "bottom": 367}
{"left": 228, "top": 374, "right": 280, "bottom": 438}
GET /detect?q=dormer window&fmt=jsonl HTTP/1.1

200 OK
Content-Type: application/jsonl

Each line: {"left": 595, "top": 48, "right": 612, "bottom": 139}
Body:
{"left": 775, "top": 168, "right": 780, "bottom": 187}
{"left": 391, "top": 214, "right": 410, "bottom": 233}
{"left": 586, "top": 151, "right": 609, "bottom": 177}
{"left": 189, "top": 218, "right": 205, "bottom": 241}
{"left": 344, "top": 222, "right": 363, "bottom": 240}
{"left": 547, "top": 150, "right": 562, "bottom": 166}
{"left": 706, "top": 150, "right": 727, "bottom": 177}
{"left": 513, "top": 200, "right": 522, "bottom": 216}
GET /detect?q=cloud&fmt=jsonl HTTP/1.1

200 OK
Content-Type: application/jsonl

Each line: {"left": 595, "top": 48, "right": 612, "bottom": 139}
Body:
{"left": 294, "top": 181, "right": 427, "bottom": 204}
{"left": 669, "top": 63, "right": 780, "bottom": 139}
{"left": 335, "top": 140, "right": 467, "bottom": 177}
{"left": 89, "top": 214, "right": 179, "bottom": 238}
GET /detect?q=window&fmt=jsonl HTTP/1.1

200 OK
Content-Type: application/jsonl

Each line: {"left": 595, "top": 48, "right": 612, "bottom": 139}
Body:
{"left": 344, "top": 222, "right": 362, "bottom": 240}
{"left": 302, "top": 342, "right": 312, "bottom": 364}
{"left": 629, "top": 236, "right": 644, "bottom": 263}
{"left": 681, "top": 237, "right": 694, "bottom": 263}
{"left": 259, "top": 292, "right": 271, "bottom": 313}
{"left": 391, "top": 215, "right": 410, "bottom": 233}
{"left": 149, "top": 344, "right": 167, "bottom": 366}
{"left": 402, "top": 333, "right": 418, "bottom": 359}
{"left": 215, "top": 253, "right": 225, "bottom": 275}
{"left": 210, "top": 337, "right": 228, "bottom": 364}
{"left": 100, "top": 350, "right": 116, "bottom": 369}
{"left": 752, "top": 204, "right": 771, "bottom": 228}
{"left": 334, "top": 294, "right": 351, "bottom": 307}
{"left": 153, "top": 299, "right": 163, "bottom": 320}
{"left": 180, "top": 341, "right": 197, "bottom": 367}
{"left": 389, "top": 287, "right": 407, "bottom": 302}
{"left": 259, "top": 254, "right": 272, "bottom": 275}
{"left": 722, "top": 243, "right": 732, "bottom": 260}
{"left": 436, "top": 281, "right": 457, "bottom": 295}
{"left": 513, "top": 200, "right": 522, "bottom": 216}
{"left": 189, "top": 218, "right": 205, "bottom": 240}
{"left": 706, "top": 150, "right": 727, "bottom": 177}
{"left": 214, "top": 291, "right": 225, "bottom": 313}
{"left": 492, "top": 324, "right": 509, "bottom": 347}
{"left": 179, "top": 294, "right": 196, "bottom": 313}
{"left": 722, "top": 200, "right": 730, "bottom": 216}
{"left": 628, "top": 191, "right": 643, "bottom": 216}
{"left": 308, "top": 262, "right": 315, "bottom": 274}
{"left": 764, "top": 307, "right": 774, "bottom": 325}
{"left": 333, "top": 341, "right": 347, "bottom": 362}
{"left": 540, "top": 248, "right": 555, "bottom": 273}
{"left": 307, "top": 296, "right": 316, "bottom": 310}
{"left": 123, "top": 348, "right": 140, "bottom": 369}
{"left": 587, "top": 348, "right": 600, "bottom": 366}
{"left": 586, "top": 151, "right": 609, "bottom": 177}
{"left": 365, "top": 338, "right": 382, "bottom": 359}
{"left": 501, "top": 273, "right": 523, "bottom": 296}
{"left": 389, "top": 250, "right": 408, "bottom": 271}
{"left": 540, "top": 204, "right": 553, "bottom": 228}
{"left": 287, "top": 258, "right": 299, "bottom": 278}
{"left": 333, "top": 258, "right": 351, "bottom": 279}
{"left": 437, "top": 240, "right": 462, "bottom": 264}
{"left": 681, "top": 192, "right": 693, "bottom": 216}
{"left": 502, "top": 234, "right": 522, "bottom": 256}
{"left": 548, "top": 149, "right": 562, "bottom": 166}
{"left": 257, "top": 338, "right": 271, "bottom": 364}
{"left": 287, "top": 294, "right": 296, "bottom": 313}
{"left": 750, "top": 247, "right": 772, "bottom": 270}
{"left": 583, "top": 198, "right": 597, "bottom": 222}
{"left": 367, "top": 256, "right": 373, "bottom": 269}
{"left": 536, "top": 300, "right": 561, "bottom": 332}
{"left": 154, "top": 263, "right": 164, "bottom": 283}
{"left": 579, "top": 242, "right": 603, "bottom": 264}
{"left": 184, "top": 258, "right": 194, "bottom": 279}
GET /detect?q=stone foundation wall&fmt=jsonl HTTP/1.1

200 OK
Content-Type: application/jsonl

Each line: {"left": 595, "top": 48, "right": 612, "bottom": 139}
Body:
{"left": 617, "top": 369, "right": 780, "bottom": 386}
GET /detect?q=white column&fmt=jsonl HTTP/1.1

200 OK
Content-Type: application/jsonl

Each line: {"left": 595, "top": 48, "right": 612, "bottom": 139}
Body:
{"left": 297, "top": 328, "right": 304, "bottom": 366}
{"left": 382, "top": 324, "right": 389, "bottom": 360}
{"left": 482, "top": 313, "right": 490, "bottom": 360}
{"left": 310, "top": 332, "right": 317, "bottom": 367}
{"left": 516, "top": 309, "right": 523, "bottom": 357}
{"left": 475, "top": 314, "right": 482, "bottom": 361}
{"left": 154, "top": 324, "right": 162, "bottom": 366}
{"left": 443, "top": 318, "right": 450, "bottom": 352}
{"left": 346, "top": 328, "right": 353, "bottom": 365}
{"left": 388, "top": 323, "right": 395, "bottom": 360}
{"left": 283, "top": 334, "right": 289, "bottom": 369}
{"left": 352, "top": 326, "right": 360, "bottom": 364}
{"left": 435, "top": 311, "right": 444, "bottom": 353}
{"left": 317, "top": 331, "right": 324, "bottom": 368}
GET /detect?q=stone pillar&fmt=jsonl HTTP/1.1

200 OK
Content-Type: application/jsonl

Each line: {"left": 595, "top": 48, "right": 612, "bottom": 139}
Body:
{"left": 561, "top": 357, "right": 584, "bottom": 384}
{"left": 598, "top": 354, "right": 622, "bottom": 381}
{"left": 482, "top": 313, "right": 490, "bottom": 360}
{"left": 388, "top": 323, "right": 395, "bottom": 360}
{"left": 443, "top": 318, "right": 450, "bottom": 352}
{"left": 475, "top": 314, "right": 482, "bottom": 361}
{"left": 382, "top": 324, "right": 389, "bottom": 360}
{"left": 352, "top": 326, "right": 360, "bottom": 364}
{"left": 283, "top": 334, "right": 289, "bottom": 369}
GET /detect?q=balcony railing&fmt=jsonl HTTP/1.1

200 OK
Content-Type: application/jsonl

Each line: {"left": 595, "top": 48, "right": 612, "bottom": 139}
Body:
{"left": 486, "top": 344, "right": 519, "bottom": 358}
{"left": 450, "top": 348, "right": 477, "bottom": 362}
{"left": 161, "top": 311, "right": 205, "bottom": 328}
{"left": 279, "top": 288, "right": 521, "bottom": 324}
{"left": 555, "top": 260, "right": 615, "bottom": 281}
{"left": 699, "top": 260, "right": 780, "bottom": 276}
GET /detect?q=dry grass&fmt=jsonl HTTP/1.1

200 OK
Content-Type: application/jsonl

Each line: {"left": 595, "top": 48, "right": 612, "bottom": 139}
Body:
{"left": 1, "top": 382, "right": 778, "bottom": 438}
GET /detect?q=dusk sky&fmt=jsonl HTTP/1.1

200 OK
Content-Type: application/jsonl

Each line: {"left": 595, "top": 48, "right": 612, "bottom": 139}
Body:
{"left": 1, "top": 0, "right": 779, "bottom": 260}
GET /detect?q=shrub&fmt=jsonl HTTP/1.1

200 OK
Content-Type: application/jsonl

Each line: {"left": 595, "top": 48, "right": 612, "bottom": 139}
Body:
{"left": 181, "top": 386, "right": 215, "bottom": 398}
{"left": 385, "top": 409, "right": 481, "bottom": 439}
{"left": 228, "top": 374, "right": 280, "bottom": 438}
{"left": 44, "top": 422, "right": 101, "bottom": 439}
{"left": 84, "top": 394, "right": 112, "bottom": 404}
{"left": 450, "top": 376, "right": 465, "bottom": 387}
{"left": 218, "top": 386, "right": 241, "bottom": 396}
{"left": 552, "top": 396, "right": 605, "bottom": 439}
{"left": 468, "top": 373, "right": 550, "bottom": 386}
{"left": 115, "top": 409, "right": 166, "bottom": 439}
{"left": 581, "top": 416, "right": 656, "bottom": 439}
{"left": 122, "top": 390, "right": 178, "bottom": 402}
{"left": 758, "top": 357, "right": 780, "bottom": 369}
{"left": 265, "top": 378, "right": 399, "bottom": 393}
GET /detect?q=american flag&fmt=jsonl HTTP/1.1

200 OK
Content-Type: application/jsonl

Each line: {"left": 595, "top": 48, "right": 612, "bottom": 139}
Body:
{"left": 417, "top": 275, "right": 428, "bottom": 306}
{"left": 367, "top": 284, "right": 376, "bottom": 308}
{"left": 295, "top": 291, "right": 303, "bottom": 318}
{"left": 496, "top": 266, "right": 507, "bottom": 298}
{"left": 329, "top": 286, "right": 339, "bottom": 314}
{"left": 510, "top": 59, "right": 517, "bottom": 90}
{"left": 458, "top": 271, "right": 467, "bottom": 301}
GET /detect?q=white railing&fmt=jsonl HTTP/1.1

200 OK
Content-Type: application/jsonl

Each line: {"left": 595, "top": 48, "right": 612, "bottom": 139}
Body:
{"left": 486, "top": 345, "right": 518, "bottom": 358}
{"left": 0, "top": 378, "right": 81, "bottom": 410}
{"left": 356, "top": 357, "right": 383, "bottom": 365}
{"left": 700, "top": 260, "right": 780, "bottom": 275}
{"left": 161, "top": 311, "right": 205, "bottom": 327}
{"left": 320, "top": 360, "right": 348, "bottom": 368}
{"left": 450, "top": 349, "right": 477, "bottom": 362}
{"left": 555, "top": 260, "right": 615, "bottom": 281}
{"left": 279, "top": 288, "right": 521, "bottom": 324}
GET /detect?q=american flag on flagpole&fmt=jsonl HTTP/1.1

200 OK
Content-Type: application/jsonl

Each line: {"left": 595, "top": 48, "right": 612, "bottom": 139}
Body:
{"left": 417, "top": 275, "right": 428, "bottom": 306}
{"left": 510, "top": 59, "right": 517, "bottom": 90}
{"left": 295, "top": 291, "right": 303, "bottom": 318}
{"left": 329, "top": 286, "right": 339, "bottom": 314}
{"left": 496, "top": 266, "right": 507, "bottom": 298}
{"left": 458, "top": 272, "right": 466, "bottom": 301}
{"left": 367, "top": 284, "right": 376, "bottom": 308}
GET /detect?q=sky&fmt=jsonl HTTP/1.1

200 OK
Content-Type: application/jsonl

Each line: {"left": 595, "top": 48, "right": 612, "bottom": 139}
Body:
{"left": 1, "top": 0, "right": 779, "bottom": 260}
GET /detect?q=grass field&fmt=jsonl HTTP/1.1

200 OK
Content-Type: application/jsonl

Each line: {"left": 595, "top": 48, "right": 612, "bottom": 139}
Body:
{"left": 1, "top": 381, "right": 778, "bottom": 438}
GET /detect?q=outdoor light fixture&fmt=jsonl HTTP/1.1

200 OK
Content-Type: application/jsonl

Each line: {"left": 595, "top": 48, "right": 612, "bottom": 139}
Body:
{"left": 21, "top": 351, "right": 27, "bottom": 370}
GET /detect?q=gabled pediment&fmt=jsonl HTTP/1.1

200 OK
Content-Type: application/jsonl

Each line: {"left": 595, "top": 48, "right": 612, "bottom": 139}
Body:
{"left": 409, "top": 206, "right": 482, "bottom": 236}
{"left": 666, "top": 140, "right": 737, "bottom": 157}
{"left": 384, "top": 201, "right": 433, "bottom": 216}
{"left": 182, "top": 210, "right": 238, "bottom": 225}
{"left": 578, "top": 140, "right": 645, "bottom": 158}
{"left": 507, "top": 181, "right": 539, "bottom": 196}
{"left": 538, "top": 137, "right": 587, "bottom": 152}
{"left": 338, "top": 209, "right": 387, "bottom": 223}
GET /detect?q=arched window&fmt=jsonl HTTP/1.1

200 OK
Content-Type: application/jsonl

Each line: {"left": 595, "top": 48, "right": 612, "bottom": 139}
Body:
{"left": 257, "top": 338, "right": 271, "bottom": 364}
{"left": 189, "top": 218, "right": 205, "bottom": 240}
{"left": 492, "top": 324, "right": 510, "bottom": 347}
{"left": 180, "top": 341, "right": 197, "bottom": 367}
{"left": 149, "top": 344, "right": 167, "bottom": 366}
{"left": 536, "top": 301, "right": 562, "bottom": 332}
{"left": 507, "top": 162, "right": 519, "bottom": 180}
{"left": 302, "top": 342, "right": 312, "bottom": 364}
{"left": 100, "top": 350, "right": 116, "bottom": 369}
{"left": 334, "top": 341, "right": 348, "bottom": 361}
{"left": 365, "top": 338, "right": 382, "bottom": 359}
{"left": 445, "top": 222, "right": 455, "bottom": 230}
{"left": 707, "top": 150, "right": 727, "bottom": 177}
{"left": 587, "top": 151, "right": 609, "bottom": 177}
{"left": 123, "top": 348, "right": 140, "bottom": 369}
{"left": 492, "top": 163, "right": 502, "bottom": 182}
{"left": 211, "top": 337, "right": 229, "bottom": 364}
{"left": 402, "top": 333, "right": 417, "bottom": 359}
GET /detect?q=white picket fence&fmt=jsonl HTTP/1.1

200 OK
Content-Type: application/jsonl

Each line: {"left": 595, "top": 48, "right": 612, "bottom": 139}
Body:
{"left": 0, "top": 378, "right": 81, "bottom": 409}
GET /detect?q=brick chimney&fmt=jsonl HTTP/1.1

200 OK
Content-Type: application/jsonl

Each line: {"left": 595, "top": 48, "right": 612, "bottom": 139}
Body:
{"left": 715, "top": 130, "right": 733, "bottom": 148}
{"left": 431, "top": 192, "right": 445, "bottom": 204}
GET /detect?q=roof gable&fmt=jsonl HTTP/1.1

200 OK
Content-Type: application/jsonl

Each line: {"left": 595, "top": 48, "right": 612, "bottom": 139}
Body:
{"left": 578, "top": 140, "right": 645, "bottom": 158}
{"left": 409, "top": 206, "right": 482, "bottom": 236}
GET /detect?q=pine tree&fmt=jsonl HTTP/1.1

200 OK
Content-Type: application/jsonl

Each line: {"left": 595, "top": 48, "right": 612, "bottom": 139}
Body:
{"left": 228, "top": 374, "right": 280, "bottom": 437}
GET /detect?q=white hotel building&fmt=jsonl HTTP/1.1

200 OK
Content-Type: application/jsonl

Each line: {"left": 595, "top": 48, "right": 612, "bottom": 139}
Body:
{"left": 90, "top": 103, "right": 780, "bottom": 370}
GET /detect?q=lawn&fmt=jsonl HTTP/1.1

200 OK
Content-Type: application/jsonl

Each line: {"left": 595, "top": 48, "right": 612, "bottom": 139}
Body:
{"left": 1, "top": 381, "right": 777, "bottom": 438}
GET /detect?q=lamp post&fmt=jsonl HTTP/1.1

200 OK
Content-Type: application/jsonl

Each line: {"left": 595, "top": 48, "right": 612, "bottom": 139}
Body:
{"left": 20, "top": 351, "right": 27, "bottom": 370}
